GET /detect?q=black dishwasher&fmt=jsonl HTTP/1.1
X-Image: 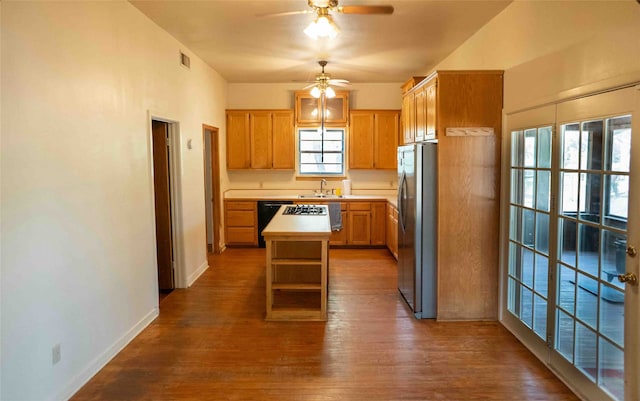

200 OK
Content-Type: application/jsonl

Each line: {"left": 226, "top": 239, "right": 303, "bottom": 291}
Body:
{"left": 257, "top": 200, "right": 293, "bottom": 248}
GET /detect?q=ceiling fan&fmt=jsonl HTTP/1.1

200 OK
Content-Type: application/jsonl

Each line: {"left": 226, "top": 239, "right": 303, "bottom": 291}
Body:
{"left": 262, "top": 0, "right": 394, "bottom": 39}
{"left": 304, "top": 60, "right": 349, "bottom": 98}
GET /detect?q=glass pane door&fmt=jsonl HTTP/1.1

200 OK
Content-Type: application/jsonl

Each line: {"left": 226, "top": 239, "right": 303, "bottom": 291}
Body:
{"left": 504, "top": 87, "right": 638, "bottom": 401}
{"left": 555, "top": 115, "right": 631, "bottom": 400}
{"left": 508, "top": 126, "right": 553, "bottom": 340}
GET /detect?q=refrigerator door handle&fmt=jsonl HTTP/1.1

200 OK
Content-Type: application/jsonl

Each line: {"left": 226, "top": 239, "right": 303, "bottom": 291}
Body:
{"left": 399, "top": 172, "right": 408, "bottom": 232}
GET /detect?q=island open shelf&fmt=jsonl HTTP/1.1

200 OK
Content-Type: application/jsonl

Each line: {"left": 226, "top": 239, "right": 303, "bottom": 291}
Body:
{"left": 262, "top": 205, "right": 331, "bottom": 321}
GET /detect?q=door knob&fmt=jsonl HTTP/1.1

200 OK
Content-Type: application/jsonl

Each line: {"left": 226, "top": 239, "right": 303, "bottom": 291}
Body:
{"left": 618, "top": 272, "right": 638, "bottom": 285}
{"left": 626, "top": 245, "right": 637, "bottom": 257}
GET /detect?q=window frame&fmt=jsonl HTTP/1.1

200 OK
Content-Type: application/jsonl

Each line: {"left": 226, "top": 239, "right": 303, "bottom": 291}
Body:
{"left": 297, "top": 126, "right": 346, "bottom": 177}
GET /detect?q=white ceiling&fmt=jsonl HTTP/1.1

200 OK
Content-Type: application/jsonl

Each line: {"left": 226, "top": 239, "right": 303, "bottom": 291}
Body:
{"left": 130, "top": 0, "right": 512, "bottom": 84}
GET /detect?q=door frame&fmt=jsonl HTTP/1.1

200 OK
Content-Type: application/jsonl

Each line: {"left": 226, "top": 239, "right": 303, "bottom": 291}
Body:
{"left": 202, "top": 124, "right": 222, "bottom": 254}
{"left": 147, "top": 111, "right": 186, "bottom": 289}
{"left": 624, "top": 84, "right": 640, "bottom": 401}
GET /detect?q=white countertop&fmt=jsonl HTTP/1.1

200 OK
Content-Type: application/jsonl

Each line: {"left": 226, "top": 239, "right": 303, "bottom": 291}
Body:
{"left": 224, "top": 190, "right": 398, "bottom": 208}
{"left": 262, "top": 205, "right": 331, "bottom": 237}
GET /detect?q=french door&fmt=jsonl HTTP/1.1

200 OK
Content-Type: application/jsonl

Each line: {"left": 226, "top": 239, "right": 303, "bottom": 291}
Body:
{"left": 503, "top": 86, "right": 639, "bottom": 401}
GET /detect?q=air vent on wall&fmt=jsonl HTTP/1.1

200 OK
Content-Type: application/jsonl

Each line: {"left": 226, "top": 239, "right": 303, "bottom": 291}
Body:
{"left": 180, "top": 51, "right": 191, "bottom": 69}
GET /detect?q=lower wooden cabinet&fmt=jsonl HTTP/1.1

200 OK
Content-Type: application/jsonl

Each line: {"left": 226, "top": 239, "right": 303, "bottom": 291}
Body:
{"left": 348, "top": 202, "right": 371, "bottom": 245}
{"left": 386, "top": 203, "right": 398, "bottom": 259}
{"left": 292, "top": 200, "right": 388, "bottom": 247}
{"left": 224, "top": 199, "right": 389, "bottom": 248}
{"left": 371, "top": 202, "right": 386, "bottom": 246}
{"left": 329, "top": 204, "right": 349, "bottom": 246}
{"left": 224, "top": 201, "right": 258, "bottom": 246}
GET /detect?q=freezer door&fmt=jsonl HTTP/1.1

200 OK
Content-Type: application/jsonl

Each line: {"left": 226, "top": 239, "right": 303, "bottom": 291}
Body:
{"left": 419, "top": 142, "right": 437, "bottom": 318}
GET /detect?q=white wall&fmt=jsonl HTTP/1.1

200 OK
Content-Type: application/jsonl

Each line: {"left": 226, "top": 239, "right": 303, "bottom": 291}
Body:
{"left": 225, "top": 82, "right": 402, "bottom": 192}
{"left": 0, "top": 2, "right": 226, "bottom": 400}
{"left": 432, "top": 0, "right": 640, "bottom": 112}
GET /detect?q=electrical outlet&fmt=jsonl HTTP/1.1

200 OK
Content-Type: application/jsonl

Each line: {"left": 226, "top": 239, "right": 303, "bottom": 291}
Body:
{"left": 52, "top": 344, "right": 61, "bottom": 365}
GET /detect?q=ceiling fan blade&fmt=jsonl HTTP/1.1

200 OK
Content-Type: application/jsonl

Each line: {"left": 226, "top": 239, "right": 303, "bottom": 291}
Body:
{"left": 256, "top": 10, "right": 311, "bottom": 18}
{"left": 329, "top": 79, "right": 350, "bottom": 84}
{"left": 330, "top": 82, "right": 349, "bottom": 87}
{"left": 337, "top": 5, "right": 394, "bottom": 14}
{"left": 302, "top": 83, "right": 317, "bottom": 89}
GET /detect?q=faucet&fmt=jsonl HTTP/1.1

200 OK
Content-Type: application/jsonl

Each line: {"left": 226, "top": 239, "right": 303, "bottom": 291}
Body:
{"left": 319, "top": 179, "right": 327, "bottom": 194}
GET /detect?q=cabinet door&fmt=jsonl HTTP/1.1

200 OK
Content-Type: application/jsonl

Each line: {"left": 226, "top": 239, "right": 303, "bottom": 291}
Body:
{"left": 348, "top": 203, "right": 371, "bottom": 245}
{"left": 401, "top": 92, "right": 415, "bottom": 145}
{"left": 325, "top": 93, "right": 348, "bottom": 124}
{"left": 272, "top": 111, "right": 294, "bottom": 169}
{"left": 250, "top": 111, "right": 272, "bottom": 169}
{"left": 296, "top": 91, "right": 349, "bottom": 125}
{"left": 349, "top": 111, "right": 375, "bottom": 169}
{"left": 226, "top": 111, "right": 251, "bottom": 169}
{"left": 296, "top": 95, "right": 319, "bottom": 124}
{"left": 386, "top": 203, "right": 398, "bottom": 259}
{"left": 425, "top": 83, "right": 437, "bottom": 139}
{"left": 414, "top": 87, "right": 426, "bottom": 142}
{"left": 373, "top": 111, "right": 399, "bottom": 169}
{"left": 370, "top": 202, "right": 386, "bottom": 245}
{"left": 330, "top": 210, "right": 349, "bottom": 246}
{"left": 349, "top": 211, "right": 371, "bottom": 245}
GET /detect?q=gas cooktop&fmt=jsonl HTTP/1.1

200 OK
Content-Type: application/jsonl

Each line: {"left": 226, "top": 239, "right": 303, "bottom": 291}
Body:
{"left": 283, "top": 205, "right": 327, "bottom": 216}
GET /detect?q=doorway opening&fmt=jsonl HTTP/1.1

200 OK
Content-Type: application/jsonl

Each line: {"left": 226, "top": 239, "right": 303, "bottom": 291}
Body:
{"left": 203, "top": 124, "right": 222, "bottom": 254}
{"left": 151, "top": 119, "right": 178, "bottom": 298}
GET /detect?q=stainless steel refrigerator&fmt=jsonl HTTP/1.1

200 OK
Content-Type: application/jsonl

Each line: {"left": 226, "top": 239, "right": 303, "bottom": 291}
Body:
{"left": 397, "top": 142, "right": 437, "bottom": 318}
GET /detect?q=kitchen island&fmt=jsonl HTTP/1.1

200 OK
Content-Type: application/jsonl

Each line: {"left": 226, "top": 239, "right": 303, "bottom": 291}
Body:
{"left": 262, "top": 205, "right": 331, "bottom": 321}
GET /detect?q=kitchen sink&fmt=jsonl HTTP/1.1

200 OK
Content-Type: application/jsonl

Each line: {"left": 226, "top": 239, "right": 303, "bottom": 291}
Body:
{"left": 298, "top": 194, "right": 343, "bottom": 199}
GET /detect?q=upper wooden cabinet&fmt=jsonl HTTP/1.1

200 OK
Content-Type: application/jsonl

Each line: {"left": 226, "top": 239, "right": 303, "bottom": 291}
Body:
{"left": 295, "top": 90, "right": 349, "bottom": 125}
{"left": 425, "top": 82, "right": 437, "bottom": 139}
{"left": 271, "top": 111, "right": 295, "bottom": 169}
{"left": 401, "top": 71, "right": 501, "bottom": 145}
{"left": 226, "top": 110, "right": 294, "bottom": 170}
{"left": 401, "top": 92, "right": 416, "bottom": 145}
{"left": 400, "top": 76, "right": 424, "bottom": 145}
{"left": 226, "top": 111, "right": 250, "bottom": 169}
{"left": 349, "top": 110, "right": 399, "bottom": 170}
{"left": 411, "top": 78, "right": 438, "bottom": 143}
{"left": 414, "top": 88, "right": 427, "bottom": 142}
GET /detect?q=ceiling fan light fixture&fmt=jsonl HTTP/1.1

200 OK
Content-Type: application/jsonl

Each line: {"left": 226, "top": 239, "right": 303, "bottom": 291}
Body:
{"left": 304, "top": 14, "right": 339, "bottom": 39}
{"left": 310, "top": 86, "right": 322, "bottom": 98}
{"left": 325, "top": 86, "right": 336, "bottom": 98}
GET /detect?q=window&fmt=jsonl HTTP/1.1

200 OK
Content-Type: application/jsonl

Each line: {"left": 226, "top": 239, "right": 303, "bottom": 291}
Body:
{"left": 298, "top": 128, "right": 345, "bottom": 175}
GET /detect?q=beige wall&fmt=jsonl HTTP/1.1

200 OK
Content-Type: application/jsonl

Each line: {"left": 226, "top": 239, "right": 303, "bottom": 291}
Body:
{"left": 227, "top": 82, "right": 403, "bottom": 109}
{"left": 432, "top": 0, "right": 640, "bottom": 112}
{"left": 224, "top": 82, "right": 402, "bottom": 192}
{"left": 1, "top": 2, "right": 226, "bottom": 400}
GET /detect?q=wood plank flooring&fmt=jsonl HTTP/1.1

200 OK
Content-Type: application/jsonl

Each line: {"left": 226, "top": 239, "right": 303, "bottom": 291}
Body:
{"left": 72, "top": 248, "right": 579, "bottom": 400}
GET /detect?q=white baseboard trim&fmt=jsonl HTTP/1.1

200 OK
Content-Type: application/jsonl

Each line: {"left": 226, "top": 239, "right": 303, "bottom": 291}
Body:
{"left": 187, "top": 260, "right": 209, "bottom": 287}
{"left": 54, "top": 307, "right": 159, "bottom": 401}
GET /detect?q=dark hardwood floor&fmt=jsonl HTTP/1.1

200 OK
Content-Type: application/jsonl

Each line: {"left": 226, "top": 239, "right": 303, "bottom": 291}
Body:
{"left": 72, "top": 248, "right": 578, "bottom": 400}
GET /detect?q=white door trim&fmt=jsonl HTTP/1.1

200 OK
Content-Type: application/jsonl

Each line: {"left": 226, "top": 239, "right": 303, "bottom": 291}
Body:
{"left": 146, "top": 111, "right": 186, "bottom": 289}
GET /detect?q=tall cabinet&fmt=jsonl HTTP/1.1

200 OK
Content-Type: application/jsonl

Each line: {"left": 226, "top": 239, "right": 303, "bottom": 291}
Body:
{"left": 401, "top": 70, "right": 504, "bottom": 321}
